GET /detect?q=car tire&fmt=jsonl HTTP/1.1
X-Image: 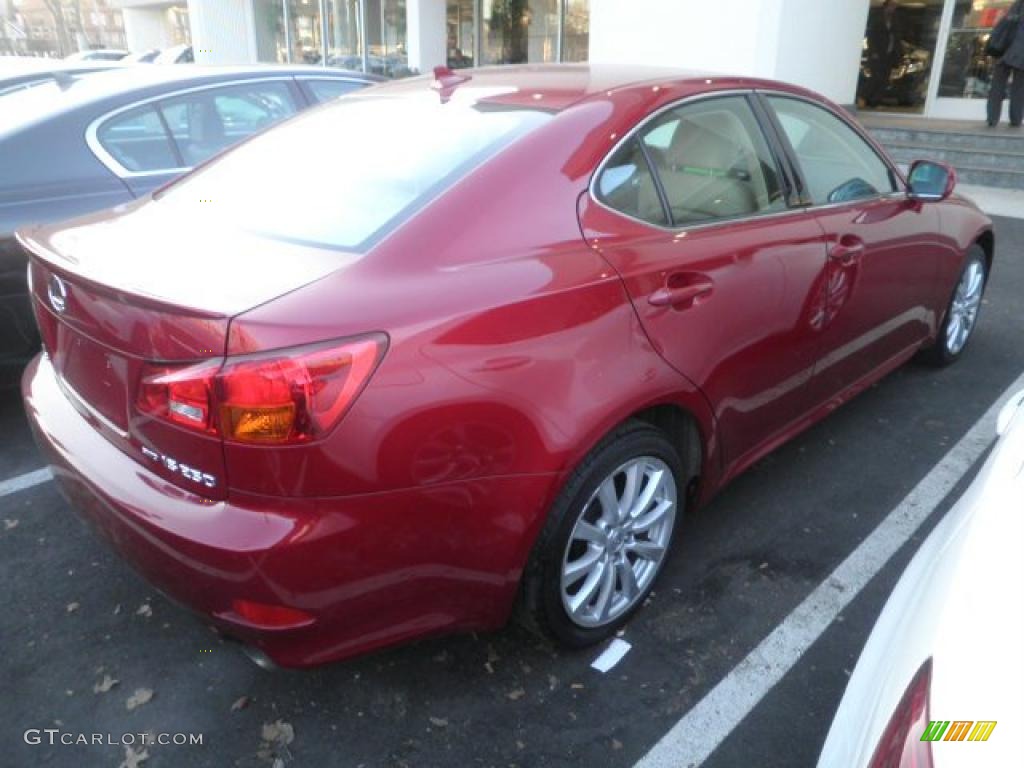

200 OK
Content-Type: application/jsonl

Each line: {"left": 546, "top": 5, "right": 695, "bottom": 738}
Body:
{"left": 921, "top": 245, "right": 988, "bottom": 367}
{"left": 518, "top": 420, "right": 684, "bottom": 648}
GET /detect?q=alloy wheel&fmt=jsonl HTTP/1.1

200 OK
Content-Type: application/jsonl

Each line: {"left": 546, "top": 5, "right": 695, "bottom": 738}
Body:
{"left": 560, "top": 457, "right": 677, "bottom": 628}
{"left": 946, "top": 259, "right": 985, "bottom": 355}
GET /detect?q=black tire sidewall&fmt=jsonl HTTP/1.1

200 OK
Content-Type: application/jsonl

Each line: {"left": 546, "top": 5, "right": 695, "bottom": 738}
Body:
{"left": 532, "top": 423, "right": 684, "bottom": 648}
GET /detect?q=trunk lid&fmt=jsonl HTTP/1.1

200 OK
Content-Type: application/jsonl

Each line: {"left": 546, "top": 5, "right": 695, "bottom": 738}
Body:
{"left": 19, "top": 203, "right": 355, "bottom": 498}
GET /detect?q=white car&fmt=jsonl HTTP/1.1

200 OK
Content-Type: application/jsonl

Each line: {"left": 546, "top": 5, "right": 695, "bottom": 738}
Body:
{"left": 63, "top": 49, "right": 129, "bottom": 62}
{"left": 818, "top": 388, "right": 1024, "bottom": 768}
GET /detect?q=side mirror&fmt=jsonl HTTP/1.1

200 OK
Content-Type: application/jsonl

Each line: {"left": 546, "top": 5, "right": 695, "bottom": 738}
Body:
{"left": 907, "top": 160, "right": 956, "bottom": 202}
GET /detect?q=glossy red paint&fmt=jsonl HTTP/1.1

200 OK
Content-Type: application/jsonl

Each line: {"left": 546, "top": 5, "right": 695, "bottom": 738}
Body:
{"left": 20, "top": 66, "right": 992, "bottom": 666}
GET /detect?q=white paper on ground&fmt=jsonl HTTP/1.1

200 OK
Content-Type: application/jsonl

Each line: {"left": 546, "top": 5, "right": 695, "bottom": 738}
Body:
{"left": 591, "top": 638, "right": 632, "bottom": 673}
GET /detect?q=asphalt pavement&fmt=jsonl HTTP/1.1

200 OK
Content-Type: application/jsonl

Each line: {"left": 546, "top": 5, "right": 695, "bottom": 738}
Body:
{"left": 2, "top": 216, "right": 1022, "bottom": 768}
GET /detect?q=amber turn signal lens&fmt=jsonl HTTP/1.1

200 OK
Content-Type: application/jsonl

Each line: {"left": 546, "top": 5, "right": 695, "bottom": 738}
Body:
{"left": 221, "top": 403, "right": 296, "bottom": 443}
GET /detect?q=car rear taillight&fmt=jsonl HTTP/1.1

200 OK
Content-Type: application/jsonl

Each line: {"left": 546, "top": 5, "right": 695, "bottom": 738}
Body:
{"left": 868, "top": 659, "right": 934, "bottom": 768}
{"left": 136, "top": 334, "right": 386, "bottom": 445}
{"left": 137, "top": 361, "right": 221, "bottom": 433}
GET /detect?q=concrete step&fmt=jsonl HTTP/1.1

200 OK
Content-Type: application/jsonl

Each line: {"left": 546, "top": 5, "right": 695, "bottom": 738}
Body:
{"left": 864, "top": 127, "right": 1024, "bottom": 189}
{"left": 866, "top": 126, "right": 1024, "bottom": 154}
{"left": 885, "top": 141, "right": 1024, "bottom": 173}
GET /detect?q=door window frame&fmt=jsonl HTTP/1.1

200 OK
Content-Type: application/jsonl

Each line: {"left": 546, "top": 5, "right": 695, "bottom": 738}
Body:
{"left": 589, "top": 90, "right": 809, "bottom": 234}
{"left": 86, "top": 77, "right": 309, "bottom": 180}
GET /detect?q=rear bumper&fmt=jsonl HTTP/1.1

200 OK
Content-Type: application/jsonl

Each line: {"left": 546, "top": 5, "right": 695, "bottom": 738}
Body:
{"left": 22, "top": 353, "right": 557, "bottom": 667}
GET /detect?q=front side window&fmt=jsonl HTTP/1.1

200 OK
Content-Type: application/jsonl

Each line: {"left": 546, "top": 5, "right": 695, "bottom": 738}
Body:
{"left": 96, "top": 105, "right": 179, "bottom": 173}
{"left": 767, "top": 96, "right": 896, "bottom": 206}
{"left": 158, "top": 81, "right": 298, "bottom": 167}
{"left": 154, "top": 92, "right": 551, "bottom": 251}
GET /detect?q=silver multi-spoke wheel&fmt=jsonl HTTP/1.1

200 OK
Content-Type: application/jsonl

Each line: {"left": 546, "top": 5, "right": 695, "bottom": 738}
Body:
{"left": 560, "top": 457, "right": 677, "bottom": 628}
{"left": 945, "top": 259, "right": 985, "bottom": 355}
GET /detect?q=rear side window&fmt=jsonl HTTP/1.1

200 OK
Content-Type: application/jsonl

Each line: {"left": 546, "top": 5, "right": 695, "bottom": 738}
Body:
{"left": 154, "top": 94, "right": 551, "bottom": 251}
{"left": 767, "top": 96, "right": 896, "bottom": 205}
{"left": 595, "top": 140, "right": 668, "bottom": 227}
{"left": 96, "top": 105, "right": 178, "bottom": 173}
{"left": 159, "top": 81, "right": 297, "bottom": 167}
{"left": 301, "top": 78, "right": 365, "bottom": 104}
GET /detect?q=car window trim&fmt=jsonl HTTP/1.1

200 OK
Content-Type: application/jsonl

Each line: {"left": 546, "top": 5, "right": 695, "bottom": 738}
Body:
{"left": 748, "top": 92, "right": 810, "bottom": 207}
{"left": 86, "top": 76, "right": 304, "bottom": 179}
{"left": 589, "top": 89, "right": 801, "bottom": 234}
{"left": 754, "top": 89, "right": 907, "bottom": 208}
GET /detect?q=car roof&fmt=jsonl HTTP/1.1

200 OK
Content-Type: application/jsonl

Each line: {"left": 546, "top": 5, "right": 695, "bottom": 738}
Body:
{"left": 0, "top": 64, "right": 379, "bottom": 138}
{"left": 369, "top": 64, "right": 814, "bottom": 111}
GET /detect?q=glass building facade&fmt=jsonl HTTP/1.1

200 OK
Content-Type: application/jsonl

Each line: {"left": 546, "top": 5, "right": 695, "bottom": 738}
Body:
{"left": 250, "top": 0, "right": 588, "bottom": 77}
{"left": 858, "top": 0, "right": 1022, "bottom": 118}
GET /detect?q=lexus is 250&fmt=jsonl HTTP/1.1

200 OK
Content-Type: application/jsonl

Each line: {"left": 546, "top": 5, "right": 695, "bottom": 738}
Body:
{"left": 20, "top": 65, "right": 993, "bottom": 667}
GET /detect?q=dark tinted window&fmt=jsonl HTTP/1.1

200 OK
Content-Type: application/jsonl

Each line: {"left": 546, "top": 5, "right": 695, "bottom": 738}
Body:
{"left": 155, "top": 94, "right": 551, "bottom": 250}
{"left": 595, "top": 140, "right": 668, "bottom": 226}
{"left": 158, "top": 81, "right": 298, "bottom": 167}
{"left": 96, "top": 105, "right": 178, "bottom": 173}
{"left": 767, "top": 96, "right": 896, "bottom": 205}
{"left": 640, "top": 96, "right": 786, "bottom": 226}
{"left": 302, "top": 78, "right": 364, "bottom": 103}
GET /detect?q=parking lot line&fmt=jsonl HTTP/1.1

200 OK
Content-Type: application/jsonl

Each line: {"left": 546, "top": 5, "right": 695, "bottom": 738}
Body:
{"left": 0, "top": 467, "right": 52, "bottom": 499}
{"left": 635, "top": 370, "right": 1024, "bottom": 768}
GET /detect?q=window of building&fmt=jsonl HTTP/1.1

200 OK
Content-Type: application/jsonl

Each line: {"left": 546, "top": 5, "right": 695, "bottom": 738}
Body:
{"left": 447, "top": 0, "right": 476, "bottom": 68}
{"left": 857, "top": 0, "right": 944, "bottom": 114}
{"left": 481, "top": 0, "right": 558, "bottom": 65}
{"left": 326, "top": 0, "right": 366, "bottom": 69}
{"left": 767, "top": 96, "right": 896, "bottom": 206}
{"left": 563, "top": 0, "right": 589, "bottom": 62}
{"left": 938, "top": 0, "right": 1018, "bottom": 99}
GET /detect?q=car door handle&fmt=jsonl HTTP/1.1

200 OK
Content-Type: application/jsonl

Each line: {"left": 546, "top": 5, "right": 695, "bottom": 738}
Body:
{"left": 830, "top": 236, "right": 865, "bottom": 266}
{"left": 649, "top": 276, "right": 714, "bottom": 308}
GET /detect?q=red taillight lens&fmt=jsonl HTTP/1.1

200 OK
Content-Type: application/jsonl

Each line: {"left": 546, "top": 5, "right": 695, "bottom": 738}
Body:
{"left": 136, "top": 335, "right": 386, "bottom": 444}
{"left": 868, "top": 659, "right": 934, "bottom": 768}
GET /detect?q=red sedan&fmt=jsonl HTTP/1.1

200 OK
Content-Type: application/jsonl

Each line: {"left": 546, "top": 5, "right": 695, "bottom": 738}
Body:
{"left": 20, "top": 66, "right": 992, "bottom": 667}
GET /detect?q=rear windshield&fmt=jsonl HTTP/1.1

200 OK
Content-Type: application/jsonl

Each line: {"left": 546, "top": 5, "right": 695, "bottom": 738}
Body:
{"left": 153, "top": 92, "right": 552, "bottom": 251}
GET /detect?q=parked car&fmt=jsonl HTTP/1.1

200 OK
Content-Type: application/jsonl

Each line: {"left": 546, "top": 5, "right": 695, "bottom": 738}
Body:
{"left": 818, "top": 388, "right": 1024, "bottom": 768}
{"left": 0, "top": 58, "right": 122, "bottom": 97}
{"left": 153, "top": 44, "right": 193, "bottom": 65}
{"left": 64, "top": 49, "right": 129, "bottom": 62}
{"left": 124, "top": 49, "right": 162, "bottom": 64}
{"left": 0, "top": 65, "right": 382, "bottom": 386}
{"left": 19, "top": 65, "right": 992, "bottom": 668}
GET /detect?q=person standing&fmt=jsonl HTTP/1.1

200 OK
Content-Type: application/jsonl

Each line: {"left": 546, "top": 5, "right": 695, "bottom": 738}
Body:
{"left": 866, "top": 0, "right": 903, "bottom": 108}
{"left": 987, "top": 0, "right": 1024, "bottom": 127}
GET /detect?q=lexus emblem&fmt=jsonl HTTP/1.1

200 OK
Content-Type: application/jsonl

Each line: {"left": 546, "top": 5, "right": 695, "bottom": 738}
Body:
{"left": 48, "top": 274, "right": 68, "bottom": 314}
